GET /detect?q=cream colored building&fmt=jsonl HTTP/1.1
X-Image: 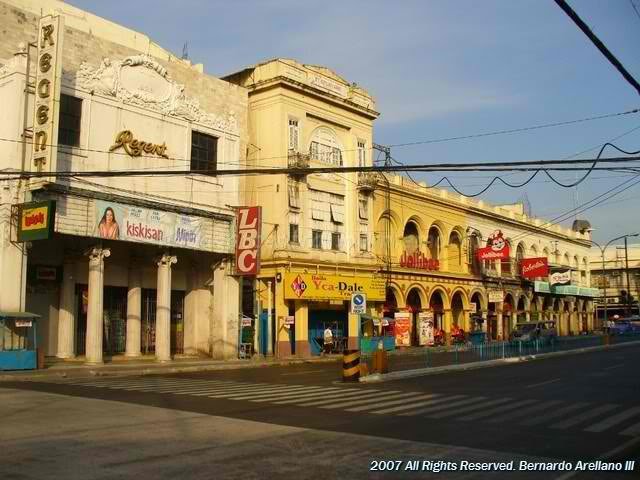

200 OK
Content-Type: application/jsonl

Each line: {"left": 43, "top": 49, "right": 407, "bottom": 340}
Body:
{"left": 0, "top": 0, "right": 248, "bottom": 362}
{"left": 224, "top": 59, "right": 381, "bottom": 357}
{"left": 374, "top": 175, "right": 598, "bottom": 342}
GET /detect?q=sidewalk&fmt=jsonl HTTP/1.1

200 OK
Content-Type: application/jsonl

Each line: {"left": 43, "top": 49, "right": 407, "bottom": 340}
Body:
{"left": 0, "top": 353, "right": 341, "bottom": 382}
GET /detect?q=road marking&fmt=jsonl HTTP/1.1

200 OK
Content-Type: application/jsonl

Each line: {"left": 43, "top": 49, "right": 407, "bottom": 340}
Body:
{"left": 241, "top": 386, "right": 336, "bottom": 402}
{"left": 397, "top": 395, "right": 468, "bottom": 417}
{"left": 525, "top": 378, "right": 561, "bottom": 389}
{"left": 346, "top": 393, "right": 438, "bottom": 413}
{"left": 292, "top": 388, "right": 379, "bottom": 407}
{"left": 317, "top": 391, "right": 412, "bottom": 410}
{"left": 583, "top": 406, "right": 640, "bottom": 433}
{"left": 273, "top": 388, "right": 372, "bottom": 406}
{"left": 619, "top": 420, "right": 640, "bottom": 436}
{"left": 519, "top": 402, "right": 589, "bottom": 427}
{"left": 210, "top": 385, "right": 307, "bottom": 399}
{"left": 458, "top": 399, "right": 537, "bottom": 422}
{"left": 486, "top": 400, "right": 563, "bottom": 423}
{"left": 428, "top": 397, "right": 512, "bottom": 419}
{"left": 371, "top": 394, "right": 460, "bottom": 415}
{"left": 171, "top": 383, "right": 273, "bottom": 395}
{"left": 123, "top": 381, "right": 231, "bottom": 392}
{"left": 602, "top": 363, "right": 625, "bottom": 370}
{"left": 409, "top": 396, "right": 484, "bottom": 418}
{"left": 279, "top": 370, "right": 323, "bottom": 376}
{"left": 175, "top": 383, "right": 278, "bottom": 396}
{"left": 551, "top": 404, "right": 618, "bottom": 430}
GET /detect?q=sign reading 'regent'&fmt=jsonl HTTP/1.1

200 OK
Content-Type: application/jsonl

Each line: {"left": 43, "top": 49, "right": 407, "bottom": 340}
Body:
{"left": 109, "top": 130, "right": 169, "bottom": 158}
{"left": 235, "top": 207, "right": 261, "bottom": 276}
{"left": 33, "top": 15, "right": 64, "bottom": 173}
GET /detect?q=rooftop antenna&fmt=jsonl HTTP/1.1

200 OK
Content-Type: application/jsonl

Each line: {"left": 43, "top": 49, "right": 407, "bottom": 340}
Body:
{"left": 181, "top": 42, "right": 189, "bottom": 61}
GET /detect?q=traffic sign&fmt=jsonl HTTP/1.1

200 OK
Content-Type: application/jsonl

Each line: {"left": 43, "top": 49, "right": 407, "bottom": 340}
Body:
{"left": 351, "top": 293, "right": 367, "bottom": 314}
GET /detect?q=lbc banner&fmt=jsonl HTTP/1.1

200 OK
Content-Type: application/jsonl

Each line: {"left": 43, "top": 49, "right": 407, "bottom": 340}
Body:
{"left": 236, "top": 206, "right": 261, "bottom": 276}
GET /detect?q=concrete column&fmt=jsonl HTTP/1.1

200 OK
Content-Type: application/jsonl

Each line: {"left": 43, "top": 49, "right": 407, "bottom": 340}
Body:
{"left": 496, "top": 302, "right": 504, "bottom": 340}
{"left": 125, "top": 261, "right": 142, "bottom": 357}
{"left": 155, "top": 253, "right": 177, "bottom": 362}
{"left": 184, "top": 263, "right": 198, "bottom": 355}
{"left": 294, "top": 300, "right": 310, "bottom": 357}
{"left": 266, "top": 281, "right": 273, "bottom": 356}
{"left": 347, "top": 312, "right": 359, "bottom": 351}
{"left": 211, "top": 260, "right": 240, "bottom": 360}
{"left": 275, "top": 277, "right": 290, "bottom": 358}
{"left": 481, "top": 312, "right": 488, "bottom": 333}
{"left": 57, "top": 259, "right": 76, "bottom": 359}
{"left": 443, "top": 310, "right": 453, "bottom": 344}
{"left": 85, "top": 247, "right": 110, "bottom": 365}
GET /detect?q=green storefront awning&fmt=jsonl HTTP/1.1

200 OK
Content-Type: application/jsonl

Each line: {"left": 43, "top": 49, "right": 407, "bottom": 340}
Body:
{"left": 533, "top": 281, "right": 599, "bottom": 298}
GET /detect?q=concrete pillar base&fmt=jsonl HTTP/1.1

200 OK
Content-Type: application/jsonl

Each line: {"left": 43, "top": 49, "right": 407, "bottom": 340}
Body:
{"left": 277, "top": 340, "right": 292, "bottom": 357}
{"left": 347, "top": 336, "right": 359, "bottom": 350}
{"left": 295, "top": 340, "right": 310, "bottom": 357}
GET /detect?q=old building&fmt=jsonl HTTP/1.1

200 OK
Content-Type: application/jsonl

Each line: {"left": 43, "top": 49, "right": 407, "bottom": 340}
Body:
{"left": 373, "top": 176, "right": 598, "bottom": 343}
{"left": 590, "top": 243, "right": 640, "bottom": 321}
{"left": 0, "top": 0, "right": 248, "bottom": 362}
{"left": 224, "top": 59, "right": 382, "bottom": 357}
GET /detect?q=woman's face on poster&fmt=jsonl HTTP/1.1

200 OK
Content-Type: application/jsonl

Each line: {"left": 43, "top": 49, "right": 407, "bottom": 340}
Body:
{"left": 105, "top": 209, "right": 114, "bottom": 223}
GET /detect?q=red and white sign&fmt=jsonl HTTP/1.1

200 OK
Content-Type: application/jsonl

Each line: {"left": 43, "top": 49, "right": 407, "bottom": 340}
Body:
{"left": 399, "top": 251, "right": 440, "bottom": 271}
{"left": 394, "top": 312, "right": 411, "bottom": 347}
{"left": 477, "top": 230, "right": 510, "bottom": 260}
{"left": 235, "top": 206, "right": 261, "bottom": 275}
{"left": 520, "top": 257, "right": 549, "bottom": 279}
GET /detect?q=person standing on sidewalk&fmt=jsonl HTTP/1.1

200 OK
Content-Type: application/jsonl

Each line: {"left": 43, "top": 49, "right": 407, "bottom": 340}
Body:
{"left": 323, "top": 325, "right": 333, "bottom": 354}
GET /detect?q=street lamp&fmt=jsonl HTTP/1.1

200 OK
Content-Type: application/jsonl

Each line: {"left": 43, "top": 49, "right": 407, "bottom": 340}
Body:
{"left": 589, "top": 233, "right": 640, "bottom": 325}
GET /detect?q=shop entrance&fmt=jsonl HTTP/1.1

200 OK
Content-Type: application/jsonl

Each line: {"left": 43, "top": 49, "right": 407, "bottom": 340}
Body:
{"left": 308, "top": 308, "right": 348, "bottom": 356}
{"left": 75, "top": 285, "right": 127, "bottom": 355}
{"left": 141, "top": 289, "right": 185, "bottom": 355}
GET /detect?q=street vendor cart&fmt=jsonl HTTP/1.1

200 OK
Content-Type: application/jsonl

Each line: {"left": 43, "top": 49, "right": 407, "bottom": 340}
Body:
{"left": 0, "top": 312, "right": 41, "bottom": 370}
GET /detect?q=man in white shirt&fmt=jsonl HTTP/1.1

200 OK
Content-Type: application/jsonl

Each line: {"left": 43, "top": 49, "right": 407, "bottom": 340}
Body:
{"left": 323, "top": 326, "right": 333, "bottom": 354}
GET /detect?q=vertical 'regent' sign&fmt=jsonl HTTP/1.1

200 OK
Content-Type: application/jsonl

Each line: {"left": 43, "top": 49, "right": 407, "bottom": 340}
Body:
{"left": 33, "top": 15, "right": 64, "bottom": 176}
{"left": 236, "top": 207, "right": 261, "bottom": 275}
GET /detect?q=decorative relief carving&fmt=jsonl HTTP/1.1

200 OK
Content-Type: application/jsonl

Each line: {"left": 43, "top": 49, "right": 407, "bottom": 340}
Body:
{"left": 74, "top": 55, "right": 238, "bottom": 134}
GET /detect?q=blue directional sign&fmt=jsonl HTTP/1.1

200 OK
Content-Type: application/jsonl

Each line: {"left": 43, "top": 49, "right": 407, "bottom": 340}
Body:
{"left": 351, "top": 293, "right": 366, "bottom": 314}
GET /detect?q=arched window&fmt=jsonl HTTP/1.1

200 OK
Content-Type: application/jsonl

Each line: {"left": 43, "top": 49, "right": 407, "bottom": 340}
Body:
{"left": 501, "top": 239, "right": 513, "bottom": 275}
{"left": 427, "top": 226, "right": 441, "bottom": 260}
{"left": 403, "top": 222, "right": 420, "bottom": 255}
{"left": 449, "top": 230, "right": 462, "bottom": 270}
{"left": 309, "top": 127, "right": 343, "bottom": 166}
{"left": 468, "top": 233, "right": 481, "bottom": 274}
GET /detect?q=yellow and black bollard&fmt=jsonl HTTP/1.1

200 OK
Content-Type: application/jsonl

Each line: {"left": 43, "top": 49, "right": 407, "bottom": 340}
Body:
{"left": 342, "top": 349, "right": 361, "bottom": 381}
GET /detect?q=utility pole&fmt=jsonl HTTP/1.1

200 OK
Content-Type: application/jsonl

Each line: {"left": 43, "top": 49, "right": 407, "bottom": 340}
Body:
{"left": 373, "top": 143, "right": 392, "bottom": 289}
{"left": 625, "top": 236, "right": 632, "bottom": 316}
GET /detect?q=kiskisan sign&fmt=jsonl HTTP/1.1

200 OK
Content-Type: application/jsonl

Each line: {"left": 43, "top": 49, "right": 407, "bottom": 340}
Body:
{"left": 33, "top": 15, "right": 64, "bottom": 173}
{"left": 235, "top": 207, "right": 261, "bottom": 275}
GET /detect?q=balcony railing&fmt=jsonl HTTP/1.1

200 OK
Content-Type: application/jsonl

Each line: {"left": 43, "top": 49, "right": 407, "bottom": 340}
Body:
{"left": 357, "top": 172, "right": 379, "bottom": 192}
{"left": 287, "top": 151, "right": 310, "bottom": 178}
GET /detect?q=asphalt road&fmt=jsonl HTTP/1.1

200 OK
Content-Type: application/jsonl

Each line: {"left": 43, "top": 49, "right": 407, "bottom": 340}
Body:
{"left": 2, "top": 345, "right": 639, "bottom": 479}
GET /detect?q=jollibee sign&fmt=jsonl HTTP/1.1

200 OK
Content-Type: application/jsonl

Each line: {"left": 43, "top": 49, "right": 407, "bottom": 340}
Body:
{"left": 477, "top": 230, "right": 510, "bottom": 260}
{"left": 235, "top": 207, "right": 261, "bottom": 275}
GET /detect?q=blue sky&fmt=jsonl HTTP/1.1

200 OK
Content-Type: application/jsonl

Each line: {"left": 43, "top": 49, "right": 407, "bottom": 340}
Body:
{"left": 67, "top": 0, "right": 640, "bottom": 245}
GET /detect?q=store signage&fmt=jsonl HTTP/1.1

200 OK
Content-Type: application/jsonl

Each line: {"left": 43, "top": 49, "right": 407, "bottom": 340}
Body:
{"left": 521, "top": 257, "right": 549, "bottom": 279}
{"left": 488, "top": 290, "right": 504, "bottom": 303}
{"left": 284, "top": 273, "right": 385, "bottom": 301}
{"left": 418, "top": 311, "right": 434, "bottom": 346}
{"left": 399, "top": 251, "right": 439, "bottom": 271}
{"left": 394, "top": 312, "right": 411, "bottom": 347}
{"left": 284, "top": 315, "right": 295, "bottom": 325}
{"left": 308, "top": 73, "right": 348, "bottom": 98}
{"left": 17, "top": 200, "right": 56, "bottom": 242}
{"left": 36, "top": 266, "right": 57, "bottom": 281}
{"left": 235, "top": 206, "right": 261, "bottom": 276}
{"left": 241, "top": 317, "right": 253, "bottom": 327}
{"left": 15, "top": 320, "right": 33, "bottom": 328}
{"left": 109, "top": 130, "right": 169, "bottom": 158}
{"left": 477, "top": 230, "right": 510, "bottom": 260}
{"left": 94, "top": 200, "right": 203, "bottom": 249}
{"left": 33, "top": 15, "right": 64, "bottom": 172}
{"left": 550, "top": 270, "right": 571, "bottom": 286}
{"left": 350, "top": 293, "right": 367, "bottom": 314}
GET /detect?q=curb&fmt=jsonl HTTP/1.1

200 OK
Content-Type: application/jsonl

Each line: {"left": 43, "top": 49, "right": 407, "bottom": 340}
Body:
{"left": 0, "top": 356, "right": 341, "bottom": 382}
{"left": 359, "top": 340, "right": 640, "bottom": 383}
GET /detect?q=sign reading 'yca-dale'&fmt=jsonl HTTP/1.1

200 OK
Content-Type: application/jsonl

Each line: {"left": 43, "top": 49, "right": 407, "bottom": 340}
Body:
{"left": 33, "top": 15, "right": 64, "bottom": 173}
{"left": 17, "top": 200, "right": 56, "bottom": 242}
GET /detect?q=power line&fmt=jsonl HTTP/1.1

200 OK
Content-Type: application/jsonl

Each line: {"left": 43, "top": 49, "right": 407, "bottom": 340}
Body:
{"left": 631, "top": 0, "right": 640, "bottom": 23}
{"left": 385, "top": 108, "right": 639, "bottom": 148}
{"left": 554, "top": 0, "right": 640, "bottom": 95}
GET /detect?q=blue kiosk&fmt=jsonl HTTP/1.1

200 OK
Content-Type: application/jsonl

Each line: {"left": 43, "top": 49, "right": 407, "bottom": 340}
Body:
{"left": 0, "top": 312, "right": 41, "bottom": 371}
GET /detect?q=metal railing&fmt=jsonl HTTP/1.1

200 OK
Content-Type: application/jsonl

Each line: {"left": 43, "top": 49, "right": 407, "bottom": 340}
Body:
{"left": 360, "top": 332, "right": 640, "bottom": 375}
